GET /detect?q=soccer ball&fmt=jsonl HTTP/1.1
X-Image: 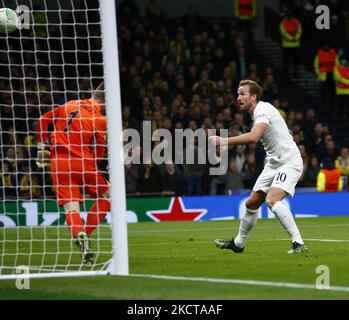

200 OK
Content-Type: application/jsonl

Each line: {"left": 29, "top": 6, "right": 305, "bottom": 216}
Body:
{"left": 0, "top": 8, "right": 18, "bottom": 33}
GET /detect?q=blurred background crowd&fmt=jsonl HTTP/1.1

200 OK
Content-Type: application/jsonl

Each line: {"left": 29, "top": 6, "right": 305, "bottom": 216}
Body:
{"left": 1, "top": 0, "right": 349, "bottom": 200}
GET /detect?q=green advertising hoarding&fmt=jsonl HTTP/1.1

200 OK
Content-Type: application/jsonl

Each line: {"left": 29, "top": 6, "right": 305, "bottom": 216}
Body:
{"left": 0, "top": 198, "right": 175, "bottom": 227}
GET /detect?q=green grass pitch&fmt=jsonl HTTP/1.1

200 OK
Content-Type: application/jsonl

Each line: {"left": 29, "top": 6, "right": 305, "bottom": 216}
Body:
{"left": 0, "top": 216, "right": 349, "bottom": 299}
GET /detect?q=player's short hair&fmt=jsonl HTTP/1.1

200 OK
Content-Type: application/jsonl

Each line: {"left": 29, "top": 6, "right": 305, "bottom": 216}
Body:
{"left": 93, "top": 82, "right": 105, "bottom": 104}
{"left": 239, "top": 79, "right": 262, "bottom": 101}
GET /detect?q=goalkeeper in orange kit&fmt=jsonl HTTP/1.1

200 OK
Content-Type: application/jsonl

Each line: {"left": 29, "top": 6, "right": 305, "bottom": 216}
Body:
{"left": 36, "top": 82, "right": 110, "bottom": 264}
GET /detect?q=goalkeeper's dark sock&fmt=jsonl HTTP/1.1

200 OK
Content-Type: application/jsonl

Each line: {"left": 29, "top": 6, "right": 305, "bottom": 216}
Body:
{"left": 86, "top": 199, "right": 110, "bottom": 236}
{"left": 66, "top": 210, "right": 84, "bottom": 238}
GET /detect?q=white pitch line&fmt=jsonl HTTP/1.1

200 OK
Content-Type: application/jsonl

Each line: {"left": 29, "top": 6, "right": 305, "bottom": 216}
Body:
{"left": 128, "top": 223, "right": 349, "bottom": 234}
{"left": 282, "top": 238, "right": 349, "bottom": 243}
{"left": 129, "top": 238, "right": 349, "bottom": 246}
{"left": 130, "top": 273, "right": 349, "bottom": 293}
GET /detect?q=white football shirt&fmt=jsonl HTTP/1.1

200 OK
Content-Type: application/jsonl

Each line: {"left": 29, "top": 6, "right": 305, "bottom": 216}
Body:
{"left": 252, "top": 101, "right": 300, "bottom": 166}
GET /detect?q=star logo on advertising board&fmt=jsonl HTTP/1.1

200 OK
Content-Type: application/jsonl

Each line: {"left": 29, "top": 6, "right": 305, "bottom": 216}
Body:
{"left": 146, "top": 197, "right": 207, "bottom": 222}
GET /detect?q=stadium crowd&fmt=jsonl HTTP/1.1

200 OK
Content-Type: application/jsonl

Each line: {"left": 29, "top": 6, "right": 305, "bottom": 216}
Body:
{"left": 0, "top": 0, "right": 349, "bottom": 200}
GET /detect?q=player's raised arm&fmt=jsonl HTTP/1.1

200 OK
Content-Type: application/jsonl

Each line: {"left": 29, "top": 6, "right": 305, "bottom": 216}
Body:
{"left": 37, "top": 106, "right": 63, "bottom": 146}
{"left": 209, "top": 122, "right": 268, "bottom": 146}
{"left": 36, "top": 106, "right": 62, "bottom": 168}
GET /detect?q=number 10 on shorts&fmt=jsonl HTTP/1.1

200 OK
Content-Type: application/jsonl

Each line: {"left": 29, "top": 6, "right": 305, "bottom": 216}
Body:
{"left": 276, "top": 172, "right": 287, "bottom": 182}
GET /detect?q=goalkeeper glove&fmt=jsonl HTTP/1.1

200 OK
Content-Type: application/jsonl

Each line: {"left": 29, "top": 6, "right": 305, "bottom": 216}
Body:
{"left": 36, "top": 143, "right": 51, "bottom": 168}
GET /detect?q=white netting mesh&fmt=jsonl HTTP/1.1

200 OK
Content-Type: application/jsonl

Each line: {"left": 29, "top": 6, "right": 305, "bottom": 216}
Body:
{"left": 0, "top": 0, "right": 113, "bottom": 276}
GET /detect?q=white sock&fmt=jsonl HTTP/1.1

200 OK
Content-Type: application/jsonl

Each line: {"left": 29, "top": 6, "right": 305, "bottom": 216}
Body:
{"left": 234, "top": 207, "right": 258, "bottom": 248}
{"left": 271, "top": 201, "right": 304, "bottom": 244}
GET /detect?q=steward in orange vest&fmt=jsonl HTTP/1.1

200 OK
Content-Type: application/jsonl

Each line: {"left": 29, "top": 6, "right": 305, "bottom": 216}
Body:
{"left": 280, "top": 14, "right": 302, "bottom": 48}
{"left": 317, "top": 158, "right": 343, "bottom": 192}
{"left": 334, "top": 59, "right": 349, "bottom": 95}
{"left": 234, "top": 0, "right": 256, "bottom": 20}
{"left": 314, "top": 46, "right": 339, "bottom": 82}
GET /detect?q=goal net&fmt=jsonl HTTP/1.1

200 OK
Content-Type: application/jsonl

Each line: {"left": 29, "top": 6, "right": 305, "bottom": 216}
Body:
{"left": 0, "top": 0, "right": 127, "bottom": 278}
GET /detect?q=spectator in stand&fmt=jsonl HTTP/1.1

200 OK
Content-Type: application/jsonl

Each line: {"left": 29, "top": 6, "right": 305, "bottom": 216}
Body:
{"left": 192, "top": 69, "right": 217, "bottom": 99}
{"left": 246, "top": 141, "right": 265, "bottom": 171}
{"left": 162, "top": 160, "right": 185, "bottom": 195}
{"left": 208, "top": 146, "right": 226, "bottom": 195}
{"left": 183, "top": 136, "right": 206, "bottom": 195}
{"left": 335, "top": 147, "right": 349, "bottom": 189}
{"left": 181, "top": 6, "right": 205, "bottom": 44}
{"left": 233, "top": 112, "right": 249, "bottom": 133}
{"left": 223, "top": 159, "right": 244, "bottom": 195}
{"left": 122, "top": 105, "right": 139, "bottom": 130}
{"left": 309, "top": 122, "right": 326, "bottom": 154}
{"left": 303, "top": 108, "right": 318, "bottom": 132}
{"left": 272, "top": 98, "right": 287, "bottom": 119}
{"left": 169, "top": 26, "right": 187, "bottom": 60}
{"left": 320, "top": 140, "right": 339, "bottom": 163}
{"left": 118, "top": 0, "right": 140, "bottom": 21}
{"left": 188, "top": 119, "right": 198, "bottom": 131}
{"left": 245, "top": 63, "right": 260, "bottom": 81}
{"left": 286, "top": 109, "right": 296, "bottom": 129}
{"left": 189, "top": 93, "right": 202, "bottom": 109}
{"left": 293, "top": 133, "right": 302, "bottom": 145}
{"left": 221, "top": 107, "right": 232, "bottom": 127}
{"left": 174, "top": 78, "right": 190, "bottom": 103}
{"left": 242, "top": 153, "right": 260, "bottom": 189}
{"left": 212, "top": 47, "right": 227, "bottom": 77}
{"left": 0, "top": 161, "right": 17, "bottom": 199}
{"left": 184, "top": 64, "right": 199, "bottom": 93}
{"left": 4, "top": 147, "right": 17, "bottom": 171}
{"left": 215, "top": 96, "right": 227, "bottom": 115}
{"left": 317, "top": 158, "right": 343, "bottom": 192}
{"left": 170, "top": 97, "right": 180, "bottom": 114}
{"left": 173, "top": 105, "right": 189, "bottom": 128}
{"left": 229, "top": 123, "right": 242, "bottom": 138}
{"left": 124, "top": 146, "right": 141, "bottom": 194}
{"left": 291, "top": 121, "right": 309, "bottom": 149}
{"left": 146, "top": 0, "right": 164, "bottom": 31}
{"left": 262, "top": 73, "right": 279, "bottom": 102}
{"left": 163, "top": 61, "right": 178, "bottom": 89}
{"left": 138, "top": 159, "right": 164, "bottom": 194}
{"left": 156, "top": 80, "right": 173, "bottom": 106}
{"left": 280, "top": 97, "right": 290, "bottom": 113}
{"left": 189, "top": 104, "right": 204, "bottom": 128}
{"left": 302, "top": 155, "right": 321, "bottom": 187}
{"left": 151, "top": 109, "right": 163, "bottom": 132}
{"left": 201, "top": 101, "right": 212, "bottom": 118}
{"left": 297, "top": 143, "right": 309, "bottom": 182}
{"left": 160, "top": 105, "right": 170, "bottom": 119}
{"left": 294, "top": 109, "right": 305, "bottom": 127}
{"left": 232, "top": 144, "right": 246, "bottom": 173}
{"left": 141, "top": 96, "right": 153, "bottom": 120}
{"left": 223, "top": 79, "right": 235, "bottom": 99}
{"left": 18, "top": 163, "right": 41, "bottom": 200}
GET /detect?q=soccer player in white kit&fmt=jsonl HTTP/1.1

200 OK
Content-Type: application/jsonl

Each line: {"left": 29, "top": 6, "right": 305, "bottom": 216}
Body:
{"left": 209, "top": 80, "right": 307, "bottom": 254}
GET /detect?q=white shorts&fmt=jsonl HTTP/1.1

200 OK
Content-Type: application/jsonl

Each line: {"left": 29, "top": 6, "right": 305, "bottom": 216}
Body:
{"left": 253, "top": 155, "right": 303, "bottom": 197}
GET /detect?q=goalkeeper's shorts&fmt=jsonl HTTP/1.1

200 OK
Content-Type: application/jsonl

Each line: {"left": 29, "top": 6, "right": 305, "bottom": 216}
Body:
{"left": 51, "top": 153, "right": 109, "bottom": 206}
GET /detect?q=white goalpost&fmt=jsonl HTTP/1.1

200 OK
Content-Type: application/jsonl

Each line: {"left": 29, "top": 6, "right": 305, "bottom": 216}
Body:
{"left": 100, "top": 0, "right": 129, "bottom": 276}
{"left": 0, "top": 0, "right": 128, "bottom": 279}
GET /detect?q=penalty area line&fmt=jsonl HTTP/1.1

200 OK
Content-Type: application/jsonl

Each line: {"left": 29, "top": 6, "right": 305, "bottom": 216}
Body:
{"left": 130, "top": 273, "right": 349, "bottom": 293}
